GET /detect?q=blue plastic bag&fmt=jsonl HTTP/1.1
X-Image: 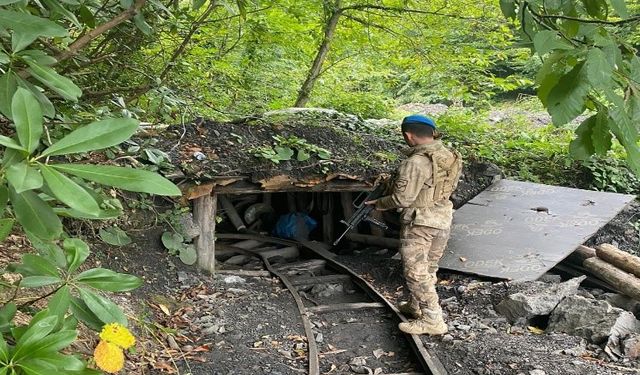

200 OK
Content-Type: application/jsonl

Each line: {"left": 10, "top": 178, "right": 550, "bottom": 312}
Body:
{"left": 272, "top": 213, "right": 318, "bottom": 240}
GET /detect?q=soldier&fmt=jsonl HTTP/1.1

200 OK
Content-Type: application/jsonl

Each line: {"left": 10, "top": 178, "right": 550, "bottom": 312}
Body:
{"left": 366, "top": 114, "right": 462, "bottom": 335}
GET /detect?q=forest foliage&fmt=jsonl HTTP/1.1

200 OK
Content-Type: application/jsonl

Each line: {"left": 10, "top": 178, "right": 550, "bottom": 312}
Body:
{"left": 0, "top": 0, "right": 638, "bottom": 372}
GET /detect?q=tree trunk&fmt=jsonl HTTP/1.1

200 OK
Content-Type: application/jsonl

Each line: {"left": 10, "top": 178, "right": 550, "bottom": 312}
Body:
{"left": 294, "top": 1, "right": 342, "bottom": 107}
{"left": 596, "top": 244, "right": 640, "bottom": 278}
{"left": 194, "top": 194, "right": 216, "bottom": 273}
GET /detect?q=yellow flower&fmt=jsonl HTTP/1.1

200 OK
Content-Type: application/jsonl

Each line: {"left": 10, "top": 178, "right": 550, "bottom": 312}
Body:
{"left": 99, "top": 323, "right": 136, "bottom": 349}
{"left": 94, "top": 340, "right": 124, "bottom": 374}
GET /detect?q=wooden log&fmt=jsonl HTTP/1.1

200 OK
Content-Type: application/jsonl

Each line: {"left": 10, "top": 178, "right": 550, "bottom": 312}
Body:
{"left": 233, "top": 239, "right": 264, "bottom": 250}
{"left": 307, "top": 302, "right": 385, "bottom": 313}
{"left": 552, "top": 263, "right": 616, "bottom": 292}
{"left": 194, "top": 194, "right": 216, "bottom": 273}
{"left": 346, "top": 233, "right": 400, "bottom": 248}
{"left": 287, "top": 192, "right": 296, "bottom": 212}
{"left": 219, "top": 194, "right": 247, "bottom": 232}
{"left": 583, "top": 257, "right": 640, "bottom": 300}
{"left": 254, "top": 246, "right": 299, "bottom": 260}
{"left": 564, "top": 245, "right": 597, "bottom": 266}
{"left": 216, "top": 269, "right": 271, "bottom": 277}
{"left": 273, "top": 259, "right": 326, "bottom": 275}
{"left": 596, "top": 244, "right": 640, "bottom": 278}
{"left": 322, "top": 194, "right": 334, "bottom": 244}
{"left": 340, "top": 192, "right": 354, "bottom": 220}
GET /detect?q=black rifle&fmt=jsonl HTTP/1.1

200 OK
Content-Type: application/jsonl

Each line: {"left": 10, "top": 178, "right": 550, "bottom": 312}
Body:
{"left": 333, "top": 183, "right": 389, "bottom": 246}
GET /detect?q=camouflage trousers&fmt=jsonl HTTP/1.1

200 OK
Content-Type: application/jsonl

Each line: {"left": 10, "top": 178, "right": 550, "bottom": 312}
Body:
{"left": 399, "top": 224, "right": 451, "bottom": 310}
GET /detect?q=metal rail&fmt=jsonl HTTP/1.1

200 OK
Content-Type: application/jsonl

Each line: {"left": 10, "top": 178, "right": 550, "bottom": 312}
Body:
{"left": 217, "top": 233, "right": 448, "bottom": 375}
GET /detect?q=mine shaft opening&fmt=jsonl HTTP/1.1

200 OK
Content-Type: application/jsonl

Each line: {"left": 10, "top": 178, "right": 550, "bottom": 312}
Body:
{"left": 216, "top": 190, "right": 398, "bottom": 252}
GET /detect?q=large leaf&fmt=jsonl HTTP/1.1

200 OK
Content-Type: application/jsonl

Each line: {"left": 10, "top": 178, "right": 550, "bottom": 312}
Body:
{"left": 0, "top": 218, "right": 12, "bottom": 241}
{"left": 20, "top": 275, "right": 62, "bottom": 288}
{"left": 0, "top": 185, "right": 6, "bottom": 213}
{"left": 585, "top": 48, "right": 613, "bottom": 89}
{"left": 0, "top": 10, "right": 67, "bottom": 52}
{"left": 0, "top": 72, "right": 17, "bottom": 118}
{"left": 499, "top": 0, "right": 516, "bottom": 19}
{"left": 48, "top": 285, "right": 71, "bottom": 322}
{"left": 63, "top": 238, "right": 89, "bottom": 274}
{"left": 0, "top": 135, "right": 26, "bottom": 151}
{"left": 26, "top": 233, "right": 67, "bottom": 268}
{"left": 13, "top": 315, "right": 58, "bottom": 358}
{"left": 6, "top": 161, "right": 43, "bottom": 193}
{"left": 16, "top": 76, "right": 55, "bottom": 118}
{"left": 608, "top": 103, "right": 640, "bottom": 175}
{"left": 0, "top": 303, "right": 16, "bottom": 333}
{"left": 69, "top": 297, "right": 102, "bottom": 331}
{"left": 41, "top": 118, "right": 139, "bottom": 157}
{"left": 52, "top": 164, "right": 181, "bottom": 196}
{"left": 546, "top": 61, "right": 590, "bottom": 126}
{"left": 25, "top": 61, "right": 81, "bottom": 101}
{"left": 78, "top": 288, "right": 127, "bottom": 326}
{"left": 55, "top": 207, "right": 122, "bottom": 220}
{"left": 609, "top": 0, "right": 629, "bottom": 18}
{"left": 42, "top": 0, "right": 81, "bottom": 27}
{"left": 98, "top": 226, "right": 131, "bottom": 246}
{"left": 40, "top": 164, "right": 100, "bottom": 215}
{"left": 533, "top": 31, "right": 573, "bottom": 55}
{"left": 75, "top": 268, "right": 142, "bottom": 292}
{"left": 9, "top": 187, "right": 62, "bottom": 240}
{"left": 12, "top": 88, "right": 42, "bottom": 154}
{"left": 14, "top": 254, "right": 59, "bottom": 277}
{"left": 20, "top": 329, "right": 76, "bottom": 359}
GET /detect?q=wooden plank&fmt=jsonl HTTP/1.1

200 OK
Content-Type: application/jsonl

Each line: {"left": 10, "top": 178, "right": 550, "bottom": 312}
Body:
{"left": 290, "top": 274, "right": 351, "bottom": 286}
{"left": 211, "top": 180, "right": 374, "bottom": 194}
{"left": 307, "top": 302, "right": 385, "bottom": 313}
{"left": 216, "top": 269, "right": 271, "bottom": 277}
{"left": 346, "top": 233, "right": 400, "bottom": 248}
{"left": 194, "top": 194, "right": 216, "bottom": 273}
{"left": 219, "top": 194, "right": 247, "bottom": 232}
{"left": 322, "top": 194, "right": 335, "bottom": 244}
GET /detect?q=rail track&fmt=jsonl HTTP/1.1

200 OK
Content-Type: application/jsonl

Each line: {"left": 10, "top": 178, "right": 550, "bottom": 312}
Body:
{"left": 216, "top": 233, "right": 448, "bottom": 375}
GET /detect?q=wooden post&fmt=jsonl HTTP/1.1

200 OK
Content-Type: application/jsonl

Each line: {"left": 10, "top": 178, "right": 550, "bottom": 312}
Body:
{"left": 194, "top": 193, "right": 216, "bottom": 274}
{"left": 322, "top": 194, "right": 334, "bottom": 244}
{"left": 287, "top": 192, "right": 296, "bottom": 212}
{"left": 219, "top": 194, "right": 246, "bottom": 232}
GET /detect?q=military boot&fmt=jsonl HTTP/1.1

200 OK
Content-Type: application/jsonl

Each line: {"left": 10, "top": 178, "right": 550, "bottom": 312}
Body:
{"left": 398, "top": 308, "right": 448, "bottom": 335}
{"left": 397, "top": 299, "right": 422, "bottom": 319}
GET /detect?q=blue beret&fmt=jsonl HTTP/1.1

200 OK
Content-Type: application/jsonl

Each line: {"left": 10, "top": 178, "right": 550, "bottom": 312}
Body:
{"left": 402, "top": 114, "right": 436, "bottom": 129}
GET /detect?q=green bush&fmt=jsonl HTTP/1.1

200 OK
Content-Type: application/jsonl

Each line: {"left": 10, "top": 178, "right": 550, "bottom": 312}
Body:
{"left": 313, "top": 90, "right": 392, "bottom": 119}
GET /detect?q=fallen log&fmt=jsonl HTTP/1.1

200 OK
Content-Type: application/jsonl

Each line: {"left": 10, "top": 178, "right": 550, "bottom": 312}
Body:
{"left": 346, "top": 233, "right": 400, "bottom": 248}
{"left": 254, "top": 246, "right": 299, "bottom": 260}
{"left": 583, "top": 257, "right": 640, "bottom": 301}
{"left": 219, "top": 194, "right": 247, "bottom": 232}
{"left": 233, "top": 239, "right": 263, "bottom": 249}
{"left": 596, "top": 244, "right": 640, "bottom": 278}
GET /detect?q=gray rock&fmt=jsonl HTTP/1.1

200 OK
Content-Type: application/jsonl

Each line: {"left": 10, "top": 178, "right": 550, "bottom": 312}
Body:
{"left": 538, "top": 273, "right": 562, "bottom": 284}
{"left": 177, "top": 271, "right": 189, "bottom": 283}
{"left": 179, "top": 213, "right": 201, "bottom": 240}
{"left": 547, "top": 295, "right": 640, "bottom": 344}
{"left": 623, "top": 333, "right": 640, "bottom": 359}
{"left": 310, "top": 283, "right": 343, "bottom": 298}
{"left": 224, "top": 255, "right": 251, "bottom": 266}
{"left": 529, "top": 370, "right": 546, "bottom": 375}
{"left": 602, "top": 293, "right": 640, "bottom": 316}
{"left": 222, "top": 275, "right": 246, "bottom": 284}
{"left": 496, "top": 276, "right": 586, "bottom": 323}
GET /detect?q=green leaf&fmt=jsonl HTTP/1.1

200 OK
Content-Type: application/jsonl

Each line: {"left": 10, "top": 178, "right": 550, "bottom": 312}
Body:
{"left": 0, "top": 185, "right": 7, "bottom": 213}
{"left": 9, "top": 187, "right": 62, "bottom": 240}
{"left": 41, "top": 118, "right": 139, "bottom": 157}
{"left": 0, "top": 73, "right": 17, "bottom": 118}
{"left": 63, "top": 238, "right": 89, "bottom": 274}
{"left": 18, "top": 329, "right": 76, "bottom": 360}
{"left": 274, "top": 146, "right": 293, "bottom": 161}
{"left": 0, "top": 0, "right": 23, "bottom": 4}
{"left": 12, "top": 87, "right": 42, "bottom": 154}
{"left": 25, "top": 61, "right": 81, "bottom": 101}
{"left": 42, "top": 0, "right": 81, "bottom": 27}
{"left": 133, "top": 13, "right": 152, "bottom": 35}
{"left": 581, "top": 0, "right": 607, "bottom": 19}
{"left": 0, "top": 135, "right": 27, "bottom": 151}
{"left": 608, "top": 102, "right": 640, "bottom": 175}
{"left": 0, "top": 10, "right": 67, "bottom": 52}
{"left": 192, "top": 0, "right": 206, "bottom": 10}
{"left": 55, "top": 207, "right": 122, "bottom": 220}
{"left": 51, "top": 164, "right": 182, "bottom": 196}
{"left": 15, "top": 254, "right": 59, "bottom": 277}
{"left": 75, "top": 268, "right": 142, "bottom": 292}
{"left": 29, "top": 353, "right": 85, "bottom": 371}
{"left": 69, "top": 297, "right": 102, "bottom": 331}
{"left": 0, "top": 218, "right": 13, "bottom": 241}
{"left": 26, "top": 233, "right": 67, "bottom": 268}
{"left": 78, "top": 5, "right": 95, "bottom": 28}
{"left": 533, "top": 31, "right": 573, "bottom": 55}
{"left": 18, "top": 50, "right": 57, "bottom": 66}
{"left": 609, "top": 0, "right": 629, "bottom": 18}
{"left": 546, "top": 61, "right": 590, "bottom": 126}
{"left": 16, "top": 77, "right": 56, "bottom": 118}
{"left": 499, "top": 0, "right": 516, "bottom": 18}
{"left": 20, "top": 275, "right": 62, "bottom": 288}
{"left": 48, "top": 285, "right": 71, "bottom": 322}
{"left": 98, "top": 227, "right": 131, "bottom": 246}
{"left": 161, "top": 231, "right": 184, "bottom": 250}
{"left": 297, "top": 149, "right": 310, "bottom": 161}
{"left": 179, "top": 244, "right": 197, "bottom": 265}
{"left": 78, "top": 288, "right": 127, "bottom": 326}
{"left": 0, "top": 328, "right": 8, "bottom": 363}
{"left": 0, "top": 303, "right": 16, "bottom": 333}
{"left": 14, "top": 315, "right": 58, "bottom": 358}
{"left": 40, "top": 164, "right": 100, "bottom": 215}
{"left": 585, "top": 48, "right": 613, "bottom": 89}
{"left": 6, "top": 161, "right": 43, "bottom": 193}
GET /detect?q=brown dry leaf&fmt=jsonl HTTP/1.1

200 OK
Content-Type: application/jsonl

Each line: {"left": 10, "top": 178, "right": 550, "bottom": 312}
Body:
{"left": 527, "top": 326, "right": 544, "bottom": 335}
{"left": 158, "top": 304, "right": 171, "bottom": 316}
{"left": 253, "top": 341, "right": 263, "bottom": 348}
{"left": 373, "top": 348, "right": 385, "bottom": 359}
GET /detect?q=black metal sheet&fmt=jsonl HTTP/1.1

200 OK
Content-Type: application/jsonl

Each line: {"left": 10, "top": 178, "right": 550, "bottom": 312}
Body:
{"left": 440, "top": 179, "right": 636, "bottom": 281}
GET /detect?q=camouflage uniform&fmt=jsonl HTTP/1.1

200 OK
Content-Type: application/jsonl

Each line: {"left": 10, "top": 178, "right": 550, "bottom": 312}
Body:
{"left": 376, "top": 140, "right": 459, "bottom": 315}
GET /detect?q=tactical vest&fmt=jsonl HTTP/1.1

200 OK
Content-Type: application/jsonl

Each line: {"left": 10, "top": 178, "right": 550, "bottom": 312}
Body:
{"left": 422, "top": 147, "right": 462, "bottom": 207}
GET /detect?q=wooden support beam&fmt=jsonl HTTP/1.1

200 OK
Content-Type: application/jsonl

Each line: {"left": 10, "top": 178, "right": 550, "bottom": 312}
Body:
{"left": 219, "top": 194, "right": 247, "bottom": 232}
{"left": 322, "top": 194, "right": 335, "bottom": 244}
{"left": 583, "top": 257, "right": 640, "bottom": 300}
{"left": 194, "top": 194, "right": 216, "bottom": 273}
{"left": 307, "top": 302, "right": 385, "bottom": 313}
{"left": 287, "top": 192, "right": 297, "bottom": 212}
{"left": 290, "top": 274, "right": 351, "bottom": 286}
